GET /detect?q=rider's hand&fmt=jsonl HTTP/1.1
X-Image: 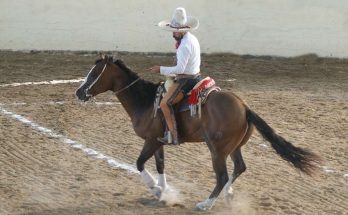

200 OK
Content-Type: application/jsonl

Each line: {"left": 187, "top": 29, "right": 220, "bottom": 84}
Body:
{"left": 149, "top": 66, "right": 161, "bottom": 73}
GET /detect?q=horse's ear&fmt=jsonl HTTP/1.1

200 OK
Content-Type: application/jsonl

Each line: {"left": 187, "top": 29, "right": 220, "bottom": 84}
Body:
{"left": 112, "top": 54, "right": 118, "bottom": 62}
{"left": 100, "top": 53, "right": 106, "bottom": 60}
{"left": 108, "top": 56, "right": 113, "bottom": 63}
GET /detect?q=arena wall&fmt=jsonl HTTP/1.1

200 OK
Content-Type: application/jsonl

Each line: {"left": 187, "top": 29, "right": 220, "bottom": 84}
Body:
{"left": 1, "top": 0, "right": 347, "bottom": 57}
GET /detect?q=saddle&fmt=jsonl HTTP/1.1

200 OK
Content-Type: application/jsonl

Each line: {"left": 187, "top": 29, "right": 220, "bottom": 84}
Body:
{"left": 153, "top": 76, "right": 221, "bottom": 118}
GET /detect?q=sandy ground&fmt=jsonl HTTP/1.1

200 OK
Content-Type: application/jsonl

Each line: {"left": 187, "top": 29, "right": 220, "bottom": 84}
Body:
{"left": 0, "top": 51, "right": 347, "bottom": 215}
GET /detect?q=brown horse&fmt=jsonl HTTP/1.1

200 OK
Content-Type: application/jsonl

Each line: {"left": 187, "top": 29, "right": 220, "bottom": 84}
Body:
{"left": 75, "top": 55, "right": 321, "bottom": 210}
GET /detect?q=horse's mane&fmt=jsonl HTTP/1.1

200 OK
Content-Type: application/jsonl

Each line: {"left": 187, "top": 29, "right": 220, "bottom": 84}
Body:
{"left": 114, "top": 59, "right": 141, "bottom": 82}
{"left": 114, "top": 59, "right": 159, "bottom": 109}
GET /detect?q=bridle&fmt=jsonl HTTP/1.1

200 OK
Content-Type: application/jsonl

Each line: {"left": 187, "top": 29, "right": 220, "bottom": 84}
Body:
{"left": 85, "top": 61, "right": 141, "bottom": 97}
{"left": 85, "top": 63, "right": 107, "bottom": 98}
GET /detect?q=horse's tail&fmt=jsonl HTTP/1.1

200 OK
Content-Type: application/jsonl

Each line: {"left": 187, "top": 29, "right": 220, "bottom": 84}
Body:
{"left": 246, "top": 108, "right": 321, "bottom": 175}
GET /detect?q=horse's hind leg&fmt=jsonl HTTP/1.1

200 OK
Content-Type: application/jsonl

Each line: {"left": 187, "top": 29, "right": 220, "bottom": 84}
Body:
{"left": 196, "top": 154, "right": 229, "bottom": 210}
{"left": 224, "top": 124, "right": 253, "bottom": 203}
{"left": 196, "top": 125, "right": 249, "bottom": 210}
{"left": 224, "top": 148, "right": 246, "bottom": 203}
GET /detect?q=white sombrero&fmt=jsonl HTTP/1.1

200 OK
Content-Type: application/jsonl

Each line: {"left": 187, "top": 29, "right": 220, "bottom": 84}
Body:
{"left": 158, "top": 7, "right": 199, "bottom": 32}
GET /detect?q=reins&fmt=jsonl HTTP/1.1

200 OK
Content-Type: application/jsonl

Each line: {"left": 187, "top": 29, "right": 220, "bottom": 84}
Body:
{"left": 114, "top": 77, "right": 141, "bottom": 95}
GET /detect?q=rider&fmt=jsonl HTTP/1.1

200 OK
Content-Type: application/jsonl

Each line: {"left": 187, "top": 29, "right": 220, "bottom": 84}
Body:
{"left": 150, "top": 7, "right": 201, "bottom": 145}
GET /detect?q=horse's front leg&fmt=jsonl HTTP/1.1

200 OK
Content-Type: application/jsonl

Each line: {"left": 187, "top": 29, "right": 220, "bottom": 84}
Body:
{"left": 154, "top": 146, "right": 168, "bottom": 191}
{"left": 136, "top": 139, "right": 163, "bottom": 198}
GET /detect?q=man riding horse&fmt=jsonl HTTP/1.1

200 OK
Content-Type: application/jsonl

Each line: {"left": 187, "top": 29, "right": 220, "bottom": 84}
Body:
{"left": 75, "top": 7, "right": 321, "bottom": 211}
{"left": 150, "top": 7, "right": 201, "bottom": 145}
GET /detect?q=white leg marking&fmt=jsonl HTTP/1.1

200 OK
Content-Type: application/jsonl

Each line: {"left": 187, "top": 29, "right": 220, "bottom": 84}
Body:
{"left": 156, "top": 174, "right": 183, "bottom": 205}
{"left": 140, "top": 169, "right": 162, "bottom": 198}
{"left": 224, "top": 176, "right": 234, "bottom": 203}
{"left": 158, "top": 174, "right": 167, "bottom": 190}
{"left": 196, "top": 198, "right": 217, "bottom": 211}
{"left": 140, "top": 169, "right": 156, "bottom": 188}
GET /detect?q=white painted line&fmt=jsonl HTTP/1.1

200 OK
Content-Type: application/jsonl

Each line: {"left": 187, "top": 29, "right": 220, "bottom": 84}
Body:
{"left": 259, "top": 143, "right": 268, "bottom": 148}
{"left": 322, "top": 166, "right": 336, "bottom": 174}
{"left": 0, "top": 102, "right": 27, "bottom": 106}
{"left": 0, "top": 106, "right": 139, "bottom": 174}
{"left": 0, "top": 101, "right": 121, "bottom": 106}
{"left": 223, "top": 79, "right": 237, "bottom": 82}
{"left": 95, "top": 102, "right": 120, "bottom": 106}
{"left": 0, "top": 78, "right": 84, "bottom": 87}
{"left": 48, "top": 101, "right": 65, "bottom": 105}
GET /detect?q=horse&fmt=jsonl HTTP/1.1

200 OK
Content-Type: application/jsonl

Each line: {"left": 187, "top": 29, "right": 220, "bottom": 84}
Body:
{"left": 75, "top": 55, "right": 321, "bottom": 210}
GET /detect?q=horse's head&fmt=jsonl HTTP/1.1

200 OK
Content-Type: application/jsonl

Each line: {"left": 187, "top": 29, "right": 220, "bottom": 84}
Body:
{"left": 76, "top": 55, "right": 116, "bottom": 102}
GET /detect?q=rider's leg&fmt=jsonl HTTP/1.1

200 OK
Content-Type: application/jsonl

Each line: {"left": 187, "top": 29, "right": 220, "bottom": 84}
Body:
{"left": 159, "top": 83, "right": 184, "bottom": 144}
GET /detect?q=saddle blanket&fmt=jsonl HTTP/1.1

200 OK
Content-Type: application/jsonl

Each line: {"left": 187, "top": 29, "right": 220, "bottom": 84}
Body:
{"left": 154, "top": 76, "right": 221, "bottom": 117}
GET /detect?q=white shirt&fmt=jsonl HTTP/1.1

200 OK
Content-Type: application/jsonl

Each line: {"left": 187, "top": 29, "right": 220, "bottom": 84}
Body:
{"left": 160, "top": 32, "right": 201, "bottom": 76}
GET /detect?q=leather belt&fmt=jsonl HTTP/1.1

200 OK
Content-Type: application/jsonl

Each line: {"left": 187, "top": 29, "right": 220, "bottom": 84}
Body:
{"left": 176, "top": 73, "right": 201, "bottom": 79}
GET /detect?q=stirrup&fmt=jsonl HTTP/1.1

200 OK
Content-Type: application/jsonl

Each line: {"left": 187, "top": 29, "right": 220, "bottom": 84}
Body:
{"left": 157, "top": 132, "right": 179, "bottom": 145}
{"left": 157, "top": 137, "right": 179, "bottom": 145}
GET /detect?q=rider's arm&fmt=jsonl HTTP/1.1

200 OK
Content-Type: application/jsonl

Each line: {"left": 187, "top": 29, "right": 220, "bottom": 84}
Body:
{"left": 160, "top": 44, "right": 190, "bottom": 76}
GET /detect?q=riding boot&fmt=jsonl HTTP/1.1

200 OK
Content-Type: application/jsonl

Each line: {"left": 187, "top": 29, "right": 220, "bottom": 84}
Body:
{"left": 158, "top": 107, "right": 179, "bottom": 145}
{"left": 168, "top": 105, "right": 179, "bottom": 145}
{"left": 170, "top": 123, "right": 179, "bottom": 145}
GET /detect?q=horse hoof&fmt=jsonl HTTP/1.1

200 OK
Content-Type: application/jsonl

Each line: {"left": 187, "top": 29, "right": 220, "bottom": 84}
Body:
{"left": 224, "top": 193, "right": 234, "bottom": 204}
{"left": 150, "top": 185, "right": 162, "bottom": 198}
{"left": 195, "top": 198, "right": 216, "bottom": 211}
{"left": 224, "top": 187, "right": 234, "bottom": 204}
{"left": 195, "top": 202, "right": 212, "bottom": 211}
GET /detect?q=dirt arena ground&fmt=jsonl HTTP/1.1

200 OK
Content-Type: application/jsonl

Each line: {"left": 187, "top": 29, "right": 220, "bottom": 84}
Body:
{"left": 0, "top": 51, "right": 347, "bottom": 215}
